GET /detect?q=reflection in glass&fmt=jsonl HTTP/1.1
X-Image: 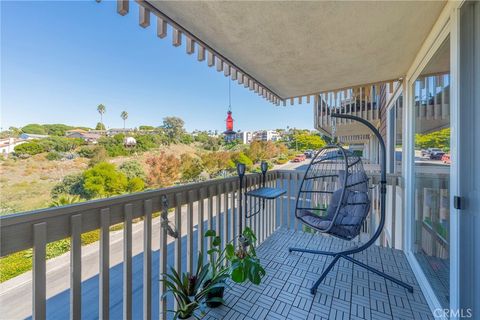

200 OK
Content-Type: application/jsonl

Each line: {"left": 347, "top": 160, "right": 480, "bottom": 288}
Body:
{"left": 413, "top": 38, "right": 450, "bottom": 309}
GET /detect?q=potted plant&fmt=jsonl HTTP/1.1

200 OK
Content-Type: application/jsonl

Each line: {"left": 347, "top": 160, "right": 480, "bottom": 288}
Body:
{"left": 204, "top": 230, "right": 230, "bottom": 307}
{"left": 161, "top": 252, "right": 226, "bottom": 319}
{"left": 226, "top": 227, "right": 266, "bottom": 285}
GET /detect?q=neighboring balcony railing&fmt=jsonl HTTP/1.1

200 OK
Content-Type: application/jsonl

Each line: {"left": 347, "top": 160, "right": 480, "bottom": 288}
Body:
{"left": 0, "top": 169, "right": 404, "bottom": 320}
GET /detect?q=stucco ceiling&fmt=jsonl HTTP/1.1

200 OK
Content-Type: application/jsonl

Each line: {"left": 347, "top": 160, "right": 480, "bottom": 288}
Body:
{"left": 148, "top": 1, "right": 446, "bottom": 99}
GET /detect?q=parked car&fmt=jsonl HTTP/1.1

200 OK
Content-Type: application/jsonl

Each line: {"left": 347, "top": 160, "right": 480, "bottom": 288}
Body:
{"left": 293, "top": 154, "right": 306, "bottom": 162}
{"left": 304, "top": 150, "right": 314, "bottom": 158}
{"left": 441, "top": 153, "right": 451, "bottom": 164}
{"left": 425, "top": 148, "right": 443, "bottom": 157}
{"left": 430, "top": 151, "right": 445, "bottom": 160}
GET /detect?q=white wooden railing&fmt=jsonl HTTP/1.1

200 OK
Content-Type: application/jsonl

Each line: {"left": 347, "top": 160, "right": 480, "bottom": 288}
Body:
{"left": 0, "top": 169, "right": 403, "bottom": 320}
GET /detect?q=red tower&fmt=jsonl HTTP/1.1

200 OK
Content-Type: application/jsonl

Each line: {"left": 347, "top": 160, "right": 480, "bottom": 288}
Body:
{"left": 224, "top": 110, "right": 236, "bottom": 141}
{"left": 226, "top": 110, "right": 234, "bottom": 132}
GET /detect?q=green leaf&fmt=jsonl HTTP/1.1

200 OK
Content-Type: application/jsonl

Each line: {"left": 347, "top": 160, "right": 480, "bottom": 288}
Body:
{"left": 205, "top": 230, "right": 216, "bottom": 237}
{"left": 231, "top": 265, "right": 246, "bottom": 283}
{"left": 225, "top": 244, "right": 235, "bottom": 259}
{"left": 212, "top": 236, "right": 221, "bottom": 247}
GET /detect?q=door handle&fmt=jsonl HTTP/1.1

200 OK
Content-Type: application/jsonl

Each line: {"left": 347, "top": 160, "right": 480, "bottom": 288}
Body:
{"left": 453, "top": 196, "right": 463, "bottom": 210}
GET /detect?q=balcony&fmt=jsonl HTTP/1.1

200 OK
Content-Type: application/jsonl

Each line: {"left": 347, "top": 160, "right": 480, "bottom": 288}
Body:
{"left": 0, "top": 169, "right": 433, "bottom": 319}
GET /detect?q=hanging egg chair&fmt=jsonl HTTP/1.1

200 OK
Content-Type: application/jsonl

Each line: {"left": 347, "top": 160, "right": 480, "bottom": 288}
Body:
{"left": 289, "top": 113, "right": 414, "bottom": 295}
{"left": 295, "top": 145, "right": 370, "bottom": 241}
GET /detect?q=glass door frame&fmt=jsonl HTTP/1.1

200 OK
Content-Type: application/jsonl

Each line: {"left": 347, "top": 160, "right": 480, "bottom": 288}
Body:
{"left": 403, "top": 3, "right": 462, "bottom": 318}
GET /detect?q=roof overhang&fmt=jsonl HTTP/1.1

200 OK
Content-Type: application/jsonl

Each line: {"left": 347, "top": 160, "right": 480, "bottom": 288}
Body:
{"left": 116, "top": 0, "right": 446, "bottom": 104}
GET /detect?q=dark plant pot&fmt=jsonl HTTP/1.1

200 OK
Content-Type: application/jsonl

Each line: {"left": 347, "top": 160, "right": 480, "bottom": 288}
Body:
{"left": 205, "top": 280, "right": 225, "bottom": 308}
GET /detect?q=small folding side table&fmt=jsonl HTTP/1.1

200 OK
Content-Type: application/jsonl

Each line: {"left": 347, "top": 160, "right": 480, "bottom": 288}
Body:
{"left": 236, "top": 162, "right": 286, "bottom": 239}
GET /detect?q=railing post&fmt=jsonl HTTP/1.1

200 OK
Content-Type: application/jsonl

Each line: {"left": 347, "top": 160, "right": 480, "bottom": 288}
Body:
{"left": 279, "top": 172, "right": 284, "bottom": 228}
{"left": 216, "top": 184, "right": 222, "bottom": 251}
{"left": 230, "top": 181, "right": 236, "bottom": 247}
{"left": 159, "top": 196, "right": 168, "bottom": 320}
{"left": 187, "top": 191, "right": 194, "bottom": 273}
{"left": 222, "top": 183, "right": 229, "bottom": 249}
{"left": 391, "top": 176, "right": 397, "bottom": 249}
{"left": 143, "top": 199, "right": 152, "bottom": 320}
{"left": 294, "top": 172, "right": 299, "bottom": 231}
{"left": 70, "top": 214, "right": 82, "bottom": 320}
{"left": 123, "top": 204, "right": 133, "bottom": 320}
{"left": 174, "top": 193, "right": 183, "bottom": 311}
{"left": 198, "top": 188, "right": 206, "bottom": 260}
{"left": 32, "top": 222, "right": 47, "bottom": 320}
{"left": 288, "top": 172, "right": 292, "bottom": 230}
{"left": 99, "top": 208, "right": 110, "bottom": 320}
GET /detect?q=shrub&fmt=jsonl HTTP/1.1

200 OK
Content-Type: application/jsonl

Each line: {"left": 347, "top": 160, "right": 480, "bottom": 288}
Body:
{"left": 231, "top": 152, "right": 253, "bottom": 168}
{"left": 135, "top": 134, "right": 157, "bottom": 151}
{"left": 127, "top": 177, "right": 145, "bottom": 192}
{"left": 180, "top": 134, "right": 194, "bottom": 145}
{"left": 46, "top": 151, "right": 62, "bottom": 161}
{"left": 83, "top": 162, "right": 128, "bottom": 198}
{"left": 77, "top": 146, "right": 96, "bottom": 158}
{"left": 180, "top": 154, "right": 203, "bottom": 182}
{"left": 88, "top": 146, "right": 108, "bottom": 167}
{"left": 200, "top": 152, "right": 231, "bottom": 176}
{"left": 119, "top": 160, "right": 146, "bottom": 181}
{"left": 51, "top": 174, "right": 87, "bottom": 199}
{"left": 98, "top": 135, "right": 128, "bottom": 157}
{"left": 14, "top": 142, "right": 44, "bottom": 156}
{"left": 146, "top": 152, "right": 180, "bottom": 187}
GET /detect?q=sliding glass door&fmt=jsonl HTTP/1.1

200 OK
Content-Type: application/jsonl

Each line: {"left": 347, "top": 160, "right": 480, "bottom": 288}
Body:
{"left": 411, "top": 37, "right": 451, "bottom": 310}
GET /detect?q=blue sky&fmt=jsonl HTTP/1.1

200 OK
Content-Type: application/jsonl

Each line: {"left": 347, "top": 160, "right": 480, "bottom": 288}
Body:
{"left": 1, "top": 1, "right": 314, "bottom": 132}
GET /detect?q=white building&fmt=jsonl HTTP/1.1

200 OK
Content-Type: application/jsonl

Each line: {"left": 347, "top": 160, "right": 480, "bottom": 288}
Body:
{"left": 0, "top": 138, "right": 26, "bottom": 155}
{"left": 236, "top": 131, "right": 253, "bottom": 144}
{"left": 253, "top": 130, "right": 280, "bottom": 142}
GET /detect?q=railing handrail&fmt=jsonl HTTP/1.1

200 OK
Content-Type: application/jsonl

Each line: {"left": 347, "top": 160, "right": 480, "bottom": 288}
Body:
{"left": 0, "top": 171, "right": 277, "bottom": 257}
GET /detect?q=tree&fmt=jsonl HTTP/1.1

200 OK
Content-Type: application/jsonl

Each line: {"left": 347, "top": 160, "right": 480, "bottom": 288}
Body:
{"left": 21, "top": 124, "right": 47, "bottom": 135}
{"left": 83, "top": 162, "right": 129, "bottom": 198}
{"left": 120, "top": 111, "right": 128, "bottom": 129}
{"left": 290, "top": 133, "right": 326, "bottom": 151}
{"left": 415, "top": 128, "right": 450, "bottom": 151}
{"left": 180, "top": 154, "right": 204, "bottom": 182}
{"left": 49, "top": 195, "right": 81, "bottom": 207}
{"left": 97, "top": 104, "right": 106, "bottom": 130}
{"left": 162, "top": 117, "right": 185, "bottom": 143}
{"left": 139, "top": 125, "right": 155, "bottom": 131}
{"left": 146, "top": 152, "right": 180, "bottom": 187}
{"left": 95, "top": 122, "right": 106, "bottom": 130}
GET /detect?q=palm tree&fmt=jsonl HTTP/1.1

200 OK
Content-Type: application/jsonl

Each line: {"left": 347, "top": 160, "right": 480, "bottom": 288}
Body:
{"left": 49, "top": 195, "right": 81, "bottom": 207}
{"left": 120, "top": 111, "right": 128, "bottom": 129}
{"left": 97, "top": 104, "right": 106, "bottom": 130}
